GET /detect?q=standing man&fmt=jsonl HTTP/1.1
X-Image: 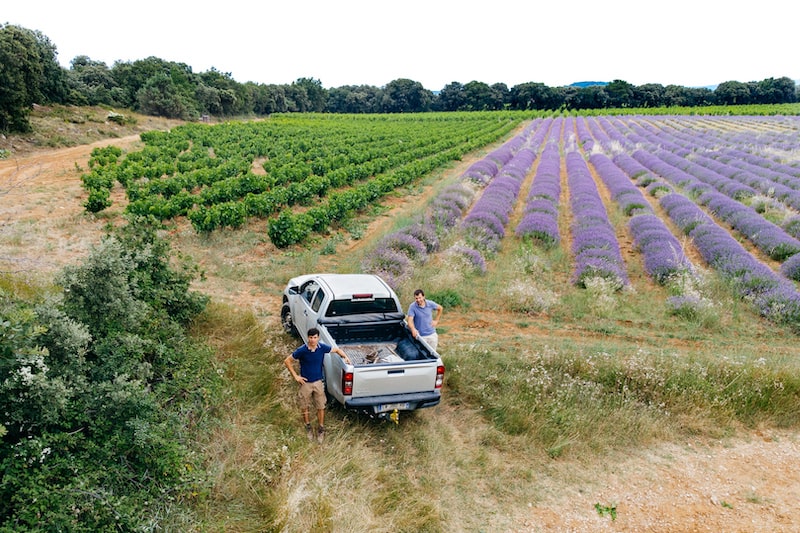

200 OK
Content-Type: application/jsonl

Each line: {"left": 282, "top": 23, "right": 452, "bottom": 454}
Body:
{"left": 284, "top": 327, "right": 350, "bottom": 443}
{"left": 406, "top": 289, "right": 443, "bottom": 352}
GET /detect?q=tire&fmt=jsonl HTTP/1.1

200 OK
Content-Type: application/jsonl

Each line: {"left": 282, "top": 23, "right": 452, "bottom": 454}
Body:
{"left": 281, "top": 303, "right": 298, "bottom": 337}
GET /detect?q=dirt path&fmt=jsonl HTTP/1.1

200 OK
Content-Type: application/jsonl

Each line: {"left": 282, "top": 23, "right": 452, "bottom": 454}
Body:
{"left": 2, "top": 140, "right": 800, "bottom": 532}
{"left": 0, "top": 135, "right": 144, "bottom": 273}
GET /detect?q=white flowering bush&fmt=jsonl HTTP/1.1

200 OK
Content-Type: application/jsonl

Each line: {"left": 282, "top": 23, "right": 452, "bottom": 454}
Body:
{"left": 503, "top": 279, "right": 559, "bottom": 315}
{"left": 583, "top": 276, "right": 621, "bottom": 316}
{"left": 665, "top": 269, "right": 718, "bottom": 325}
{"left": 0, "top": 216, "right": 222, "bottom": 529}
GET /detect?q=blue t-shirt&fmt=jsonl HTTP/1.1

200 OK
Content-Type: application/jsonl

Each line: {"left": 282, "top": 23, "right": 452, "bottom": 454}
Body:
{"left": 407, "top": 299, "right": 440, "bottom": 336}
{"left": 292, "top": 342, "right": 332, "bottom": 382}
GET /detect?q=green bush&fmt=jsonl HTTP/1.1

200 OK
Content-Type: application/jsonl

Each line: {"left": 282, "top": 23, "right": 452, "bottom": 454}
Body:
{"left": 0, "top": 216, "right": 219, "bottom": 530}
{"left": 83, "top": 186, "right": 112, "bottom": 213}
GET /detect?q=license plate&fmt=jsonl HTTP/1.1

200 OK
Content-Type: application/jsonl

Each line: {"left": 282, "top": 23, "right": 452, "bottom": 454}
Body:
{"left": 377, "top": 402, "right": 409, "bottom": 413}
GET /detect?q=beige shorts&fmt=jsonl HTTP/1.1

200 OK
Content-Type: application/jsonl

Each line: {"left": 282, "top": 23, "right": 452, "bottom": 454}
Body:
{"left": 421, "top": 332, "right": 439, "bottom": 351}
{"left": 298, "top": 380, "right": 326, "bottom": 411}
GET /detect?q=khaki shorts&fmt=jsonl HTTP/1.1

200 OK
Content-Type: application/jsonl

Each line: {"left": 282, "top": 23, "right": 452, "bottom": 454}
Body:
{"left": 421, "top": 332, "right": 439, "bottom": 351}
{"left": 298, "top": 380, "right": 326, "bottom": 411}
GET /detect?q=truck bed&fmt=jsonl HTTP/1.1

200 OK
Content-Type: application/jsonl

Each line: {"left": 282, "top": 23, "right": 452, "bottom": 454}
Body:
{"left": 342, "top": 343, "right": 405, "bottom": 365}
{"left": 319, "top": 313, "right": 436, "bottom": 364}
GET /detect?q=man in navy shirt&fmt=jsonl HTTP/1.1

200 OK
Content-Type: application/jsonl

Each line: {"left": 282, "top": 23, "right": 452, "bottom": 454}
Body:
{"left": 406, "top": 289, "right": 443, "bottom": 351}
{"left": 284, "top": 327, "right": 350, "bottom": 443}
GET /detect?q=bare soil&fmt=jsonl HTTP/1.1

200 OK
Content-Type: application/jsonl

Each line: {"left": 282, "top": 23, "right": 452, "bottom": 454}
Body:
{"left": 2, "top": 131, "right": 800, "bottom": 532}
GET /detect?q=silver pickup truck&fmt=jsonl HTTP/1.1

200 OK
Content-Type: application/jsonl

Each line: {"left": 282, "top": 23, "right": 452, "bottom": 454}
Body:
{"left": 281, "top": 273, "right": 444, "bottom": 420}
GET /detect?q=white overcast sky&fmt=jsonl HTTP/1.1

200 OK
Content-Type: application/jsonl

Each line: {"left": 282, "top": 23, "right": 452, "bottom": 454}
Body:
{"left": 4, "top": 0, "right": 797, "bottom": 90}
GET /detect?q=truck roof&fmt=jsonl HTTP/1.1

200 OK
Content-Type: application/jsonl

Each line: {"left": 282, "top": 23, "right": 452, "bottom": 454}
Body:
{"left": 315, "top": 274, "right": 395, "bottom": 300}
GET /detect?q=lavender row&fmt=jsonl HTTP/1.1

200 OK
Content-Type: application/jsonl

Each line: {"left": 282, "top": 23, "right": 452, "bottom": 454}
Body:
{"left": 588, "top": 152, "right": 697, "bottom": 284}
{"left": 515, "top": 138, "right": 562, "bottom": 246}
{"left": 462, "top": 146, "right": 537, "bottom": 254}
{"left": 458, "top": 120, "right": 550, "bottom": 256}
{"left": 566, "top": 151, "right": 628, "bottom": 289}
{"left": 588, "top": 153, "right": 652, "bottom": 217}
{"left": 631, "top": 148, "right": 800, "bottom": 262}
{"left": 648, "top": 116, "right": 800, "bottom": 189}
{"left": 622, "top": 116, "right": 800, "bottom": 219}
{"left": 361, "top": 120, "right": 548, "bottom": 286}
{"left": 660, "top": 192, "right": 800, "bottom": 324}
{"left": 633, "top": 117, "right": 800, "bottom": 208}
{"left": 581, "top": 120, "right": 697, "bottom": 286}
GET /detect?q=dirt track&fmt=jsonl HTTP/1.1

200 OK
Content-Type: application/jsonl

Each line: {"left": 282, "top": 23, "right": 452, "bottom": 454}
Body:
{"left": 2, "top": 140, "right": 800, "bottom": 532}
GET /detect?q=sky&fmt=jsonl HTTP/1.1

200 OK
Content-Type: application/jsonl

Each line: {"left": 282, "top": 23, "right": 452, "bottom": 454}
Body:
{"left": 4, "top": 0, "right": 797, "bottom": 91}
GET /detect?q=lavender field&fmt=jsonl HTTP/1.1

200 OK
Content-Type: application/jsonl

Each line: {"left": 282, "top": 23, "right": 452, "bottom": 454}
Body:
{"left": 363, "top": 114, "right": 800, "bottom": 329}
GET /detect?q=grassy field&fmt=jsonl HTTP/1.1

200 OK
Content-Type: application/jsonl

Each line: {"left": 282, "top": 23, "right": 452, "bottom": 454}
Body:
{"left": 3, "top": 106, "right": 800, "bottom": 531}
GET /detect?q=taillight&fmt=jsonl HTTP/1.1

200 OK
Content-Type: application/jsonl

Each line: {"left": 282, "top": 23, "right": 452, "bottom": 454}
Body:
{"left": 342, "top": 371, "right": 354, "bottom": 396}
{"left": 435, "top": 365, "right": 445, "bottom": 389}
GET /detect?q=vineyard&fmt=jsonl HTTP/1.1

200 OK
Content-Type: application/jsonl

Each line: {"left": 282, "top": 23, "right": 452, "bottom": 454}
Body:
{"left": 82, "top": 111, "right": 800, "bottom": 329}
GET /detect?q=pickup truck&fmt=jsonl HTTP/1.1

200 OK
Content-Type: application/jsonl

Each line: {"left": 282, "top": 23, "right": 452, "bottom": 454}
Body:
{"left": 281, "top": 273, "right": 444, "bottom": 420}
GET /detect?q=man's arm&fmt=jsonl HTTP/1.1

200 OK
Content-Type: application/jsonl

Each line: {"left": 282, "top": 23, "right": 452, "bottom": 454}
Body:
{"left": 406, "top": 314, "right": 418, "bottom": 338}
{"left": 284, "top": 355, "right": 305, "bottom": 383}
{"left": 331, "top": 347, "right": 351, "bottom": 365}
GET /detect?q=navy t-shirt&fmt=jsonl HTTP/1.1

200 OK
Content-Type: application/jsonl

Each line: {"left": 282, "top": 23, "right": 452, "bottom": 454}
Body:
{"left": 292, "top": 342, "right": 332, "bottom": 382}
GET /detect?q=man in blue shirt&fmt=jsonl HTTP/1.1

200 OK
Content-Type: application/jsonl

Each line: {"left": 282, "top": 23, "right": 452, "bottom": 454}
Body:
{"left": 406, "top": 289, "right": 443, "bottom": 352}
{"left": 284, "top": 327, "right": 350, "bottom": 443}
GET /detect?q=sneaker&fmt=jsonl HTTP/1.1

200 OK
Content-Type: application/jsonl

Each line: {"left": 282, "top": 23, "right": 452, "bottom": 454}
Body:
{"left": 305, "top": 423, "right": 314, "bottom": 442}
{"left": 316, "top": 425, "right": 325, "bottom": 444}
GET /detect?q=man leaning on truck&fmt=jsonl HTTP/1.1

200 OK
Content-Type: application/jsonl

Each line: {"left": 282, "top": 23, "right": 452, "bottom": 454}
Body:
{"left": 406, "top": 289, "right": 443, "bottom": 351}
{"left": 284, "top": 327, "right": 350, "bottom": 443}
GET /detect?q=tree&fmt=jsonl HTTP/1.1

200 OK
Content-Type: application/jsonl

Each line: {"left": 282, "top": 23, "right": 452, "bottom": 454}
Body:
{"left": 112, "top": 56, "right": 196, "bottom": 113}
{"left": 136, "top": 72, "right": 190, "bottom": 119}
{"left": 248, "top": 83, "right": 288, "bottom": 114}
{"left": 563, "top": 85, "right": 608, "bottom": 110}
{"left": 198, "top": 67, "right": 239, "bottom": 115}
{"left": 326, "top": 85, "right": 382, "bottom": 113}
{"left": 381, "top": 78, "right": 432, "bottom": 113}
{"left": 509, "top": 82, "right": 561, "bottom": 110}
{"left": 632, "top": 83, "right": 666, "bottom": 108}
{"left": 67, "top": 55, "right": 120, "bottom": 106}
{"left": 714, "top": 80, "right": 752, "bottom": 105}
{"left": 755, "top": 77, "right": 797, "bottom": 104}
{"left": 285, "top": 83, "right": 310, "bottom": 112}
{"left": 293, "top": 77, "right": 327, "bottom": 112}
{"left": 463, "top": 81, "right": 503, "bottom": 110}
{"left": 490, "top": 83, "right": 510, "bottom": 109}
{"left": 437, "top": 81, "right": 466, "bottom": 111}
{"left": 605, "top": 79, "right": 634, "bottom": 108}
{"left": 30, "top": 29, "right": 69, "bottom": 105}
{"left": 0, "top": 24, "right": 44, "bottom": 132}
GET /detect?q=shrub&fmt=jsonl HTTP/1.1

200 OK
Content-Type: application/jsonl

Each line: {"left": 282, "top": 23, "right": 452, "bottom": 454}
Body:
{"left": 781, "top": 253, "right": 800, "bottom": 281}
{"left": 83, "top": 187, "right": 112, "bottom": 213}
{"left": 0, "top": 217, "right": 219, "bottom": 530}
{"left": 426, "top": 288, "right": 465, "bottom": 309}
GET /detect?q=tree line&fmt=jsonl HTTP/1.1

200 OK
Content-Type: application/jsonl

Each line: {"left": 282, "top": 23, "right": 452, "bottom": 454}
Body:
{"left": 1, "top": 23, "right": 798, "bottom": 133}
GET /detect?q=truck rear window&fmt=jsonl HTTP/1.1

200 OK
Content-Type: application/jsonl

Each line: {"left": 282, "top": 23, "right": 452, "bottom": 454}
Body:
{"left": 325, "top": 298, "right": 400, "bottom": 316}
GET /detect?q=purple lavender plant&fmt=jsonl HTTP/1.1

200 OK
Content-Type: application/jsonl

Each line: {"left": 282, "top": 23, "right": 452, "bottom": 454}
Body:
{"left": 782, "top": 253, "right": 800, "bottom": 281}
{"left": 566, "top": 151, "right": 628, "bottom": 289}
{"left": 449, "top": 244, "right": 487, "bottom": 274}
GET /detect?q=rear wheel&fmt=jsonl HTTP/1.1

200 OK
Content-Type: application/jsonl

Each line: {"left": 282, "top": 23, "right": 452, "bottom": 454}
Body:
{"left": 281, "top": 303, "right": 298, "bottom": 337}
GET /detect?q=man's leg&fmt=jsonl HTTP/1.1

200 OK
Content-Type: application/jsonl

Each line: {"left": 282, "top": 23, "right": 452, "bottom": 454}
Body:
{"left": 298, "top": 384, "right": 314, "bottom": 441}
{"left": 422, "top": 332, "right": 439, "bottom": 351}
{"left": 313, "top": 381, "right": 327, "bottom": 443}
